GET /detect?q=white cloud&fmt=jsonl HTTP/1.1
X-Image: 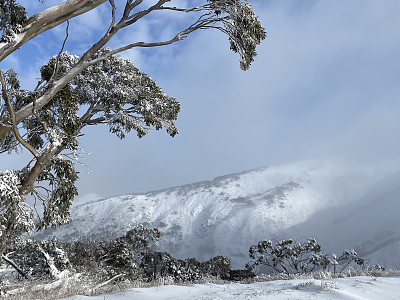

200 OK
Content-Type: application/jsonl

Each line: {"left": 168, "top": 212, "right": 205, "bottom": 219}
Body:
{"left": 65, "top": 4, "right": 109, "bottom": 42}
{"left": 2, "top": 53, "right": 20, "bottom": 71}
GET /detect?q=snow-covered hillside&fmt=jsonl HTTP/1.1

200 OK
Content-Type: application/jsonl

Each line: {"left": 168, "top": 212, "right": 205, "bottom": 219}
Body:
{"left": 37, "top": 159, "right": 400, "bottom": 269}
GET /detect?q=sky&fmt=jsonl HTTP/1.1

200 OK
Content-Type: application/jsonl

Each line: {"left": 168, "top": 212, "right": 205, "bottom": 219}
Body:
{"left": 1, "top": 0, "right": 400, "bottom": 201}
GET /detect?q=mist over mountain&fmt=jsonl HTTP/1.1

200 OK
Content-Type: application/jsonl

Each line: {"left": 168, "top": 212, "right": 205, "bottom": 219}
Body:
{"left": 287, "top": 173, "right": 400, "bottom": 269}
{"left": 36, "top": 159, "right": 400, "bottom": 269}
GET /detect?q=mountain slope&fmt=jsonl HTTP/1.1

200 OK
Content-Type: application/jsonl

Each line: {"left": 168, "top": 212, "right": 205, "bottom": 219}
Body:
{"left": 36, "top": 159, "right": 400, "bottom": 268}
{"left": 287, "top": 174, "right": 400, "bottom": 268}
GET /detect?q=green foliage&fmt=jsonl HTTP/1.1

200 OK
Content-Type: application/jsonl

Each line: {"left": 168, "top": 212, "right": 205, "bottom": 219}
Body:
{"left": 36, "top": 157, "right": 78, "bottom": 230}
{"left": 208, "top": 0, "right": 267, "bottom": 70}
{"left": 73, "top": 49, "right": 180, "bottom": 138}
{"left": 12, "top": 53, "right": 81, "bottom": 153}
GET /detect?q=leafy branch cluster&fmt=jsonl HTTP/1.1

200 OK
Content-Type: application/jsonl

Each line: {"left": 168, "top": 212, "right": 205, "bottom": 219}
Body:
{"left": 4, "top": 48, "right": 180, "bottom": 156}
{"left": 75, "top": 49, "right": 180, "bottom": 139}
{"left": 0, "top": 0, "right": 26, "bottom": 42}
{"left": 36, "top": 156, "right": 78, "bottom": 230}
{"left": 246, "top": 238, "right": 365, "bottom": 275}
{"left": 208, "top": 0, "right": 267, "bottom": 70}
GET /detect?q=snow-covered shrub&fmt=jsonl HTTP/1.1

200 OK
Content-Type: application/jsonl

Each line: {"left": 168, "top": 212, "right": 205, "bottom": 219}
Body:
{"left": 5, "top": 238, "right": 72, "bottom": 279}
{"left": 65, "top": 240, "right": 106, "bottom": 276}
{"left": 246, "top": 238, "right": 365, "bottom": 275}
{"left": 336, "top": 249, "right": 364, "bottom": 270}
{"left": 228, "top": 269, "right": 256, "bottom": 281}
{"left": 124, "top": 225, "right": 160, "bottom": 264}
{"left": 62, "top": 225, "right": 160, "bottom": 280}
{"left": 140, "top": 251, "right": 195, "bottom": 282}
{"left": 100, "top": 238, "right": 140, "bottom": 279}
{"left": 3, "top": 226, "right": 239, "bottom": 283}
{"left": 198, "top": 255, "right": 232, "bottom": 279}
{"left": 140, "top": 252, "right": 233, "bottom": 282}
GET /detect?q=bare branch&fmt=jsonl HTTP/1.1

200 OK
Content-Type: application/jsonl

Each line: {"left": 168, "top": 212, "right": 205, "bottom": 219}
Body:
{"left": 124, "top": 0, "right": 170, "bottom": 26}
{"left": 89, "top": 32, "right": 186, "bottom": 61}
{"left": 0, "top": 67, "right": 39, "bottom": 157}
{"left": 80, "top": 103, "right": 96, "bottom": 124}
{"left": 87, "top": 15, "right": 223, "bottom": 63}
{"left": 107, "top": 0, "right": 116, "bottom": 32}
{"left": 159, "top": 5, "right": 209, "bottom": 13}
{"left": 49, "top": 20, "right": 70, "bottom": 84}
{"left": 123, "top": 0, "right": 144, "bottom": 20}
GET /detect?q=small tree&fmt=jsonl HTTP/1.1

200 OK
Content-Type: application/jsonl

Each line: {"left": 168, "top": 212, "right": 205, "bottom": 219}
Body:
{"left": 246, "top": 238, "right": 365, "bottom": 275}
{"left": 0, "top": 0, "right": 266, "bottom": 259}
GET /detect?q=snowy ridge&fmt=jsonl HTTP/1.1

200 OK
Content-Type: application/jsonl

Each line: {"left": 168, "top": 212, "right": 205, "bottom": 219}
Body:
{"left": 37, "top": 159, "right": 400, "bottom": 269}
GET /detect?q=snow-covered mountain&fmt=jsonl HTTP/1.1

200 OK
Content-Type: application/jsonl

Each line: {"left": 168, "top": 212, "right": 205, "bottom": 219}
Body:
{"left": 36, "top": 159, "right": 400, "bottom": 269}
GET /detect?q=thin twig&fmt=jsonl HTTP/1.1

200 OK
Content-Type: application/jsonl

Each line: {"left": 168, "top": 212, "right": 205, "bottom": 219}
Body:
{"left": 50, "top": 20, "right": 70, "bottom": 83}
{"left": 159, "top": 5, "right": 209, "bottom": 13}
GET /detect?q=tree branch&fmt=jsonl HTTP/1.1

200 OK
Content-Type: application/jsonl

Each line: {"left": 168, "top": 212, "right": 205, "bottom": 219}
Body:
{"left": 0, "top": 0, "right": 107, "bottom": 62}
{"left": 1, "top": 1, "right": 192, "bottom": 136}
{"left": 19, "top": 143, "right": 66, "bottom": 198}
{"left": 108, "top": 0, "right": 116, "bottom": 31}
{"left": 0, "top": 68, "right": 39, "bottom": 157}
{"left": 49, "top": 21, "right": 70, "bottom": 84}
{"left": 0, "top": 0, "right": 264, "bottom": 141}
{"left": 1, "top": 254, "right": 32, "bottom": 280}
{"left": 124, "top": 0, "right": 170, "bottom": 26}
{"left": 159, "top": 5, "right": 209, "bottom": 13}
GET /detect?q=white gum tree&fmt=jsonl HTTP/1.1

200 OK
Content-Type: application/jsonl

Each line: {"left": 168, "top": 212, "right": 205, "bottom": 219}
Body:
{"left": 0, "top": 0, "right": 266, "bottom": 258}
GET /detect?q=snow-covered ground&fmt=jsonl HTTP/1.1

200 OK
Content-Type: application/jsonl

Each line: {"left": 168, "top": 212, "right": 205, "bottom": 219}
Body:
{"left": 62, "top": 275, "right": 400, "bottom": 300}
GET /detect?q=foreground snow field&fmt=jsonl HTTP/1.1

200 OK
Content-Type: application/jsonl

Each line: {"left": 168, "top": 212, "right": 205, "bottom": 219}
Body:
{"left": 62, "top": 276, "right": 400, "bottom": 300}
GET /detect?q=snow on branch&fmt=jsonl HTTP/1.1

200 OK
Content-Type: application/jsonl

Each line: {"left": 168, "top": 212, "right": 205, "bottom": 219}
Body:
{"left": 0, "top": 170, "right": 35, "bottom": 240}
